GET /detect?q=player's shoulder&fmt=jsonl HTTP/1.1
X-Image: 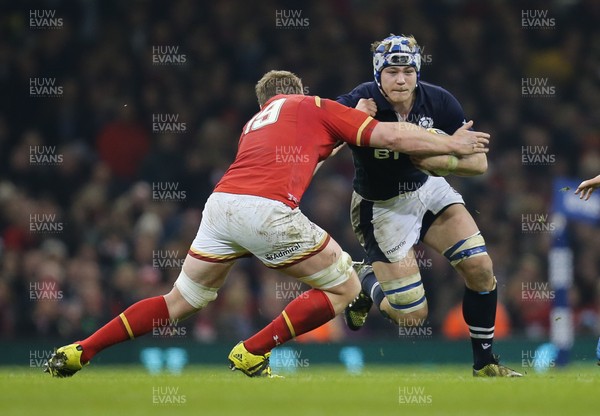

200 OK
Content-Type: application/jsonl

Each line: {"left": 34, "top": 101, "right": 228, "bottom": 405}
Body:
{"left": 351, "top": 81, "right": 377, "bottom": 96}
{"left": 274, "top": 94, "right": 322, "bottom": 111}
{"left": 418, "top": 81, "right": 458, "bottom": 100}
{"left": 336, "top": 81, "right": 378, "bottom": 106}
{"left": 418, "top": 81, "right": 464, "bottom": 114}
{"left": 293, "top": 95, "right": 342, "bottom": 117}
{"left": 293, "top": 94, "right": 327, "bottom": 109}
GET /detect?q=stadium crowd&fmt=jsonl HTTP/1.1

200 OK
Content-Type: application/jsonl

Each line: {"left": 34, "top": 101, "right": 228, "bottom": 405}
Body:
{"left": 1, "top": 0, "right": 599, "bottom": 343}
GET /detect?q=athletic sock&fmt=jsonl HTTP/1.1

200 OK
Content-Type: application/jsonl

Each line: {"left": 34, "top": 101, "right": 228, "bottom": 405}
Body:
{"left": 244, "top": 289, "right": 335, "bottom": 355}
{"left": 78, "top": 296, "right": 170, "bottom": 363}
{"left": 362, "top": 271, "right": 385, "bottom": 310}
{"left": 462, "top": 285, "right": 497, "bottom": 370}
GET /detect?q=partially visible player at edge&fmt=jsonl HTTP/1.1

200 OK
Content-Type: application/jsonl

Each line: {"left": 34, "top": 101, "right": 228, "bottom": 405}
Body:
{"left": 337, "top": 34, "right": 522, "bottom": 377}
{"left": 44, "top": 70, "right": 489, "bottom": 378}
{"left": 575, "top": 174, "right": 600, "bottom": 200}
{"left": 575, "top": 174, "right": 600, "bottom": 365}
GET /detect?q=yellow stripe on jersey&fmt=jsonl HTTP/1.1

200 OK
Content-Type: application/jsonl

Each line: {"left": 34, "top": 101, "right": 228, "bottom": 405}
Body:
{"left": 281, "top": 310, "right": 296, "bottom": 338}
{"left": 314, "top": 96, "right": 321, "bottom": 107}
{"left": 119, "top": 313, "right": 135, "bottom": 339}
{"left": 356, "top": 116, "right": 373, "bottom": 146}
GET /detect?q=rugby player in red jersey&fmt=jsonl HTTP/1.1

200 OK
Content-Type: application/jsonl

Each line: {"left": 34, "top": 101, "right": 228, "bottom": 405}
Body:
{"left": 44, "top": 70, "right": 488, "bottom": 378}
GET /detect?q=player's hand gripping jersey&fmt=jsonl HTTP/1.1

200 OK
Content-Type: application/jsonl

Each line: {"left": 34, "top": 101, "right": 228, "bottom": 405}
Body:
{"left": 215, "top": 94, "right": 377, "bottom": 207}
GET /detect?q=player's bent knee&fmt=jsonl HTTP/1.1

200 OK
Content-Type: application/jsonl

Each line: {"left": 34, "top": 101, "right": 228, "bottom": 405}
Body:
{"left": 297, "top": 251, "right": 353, "bottom": 291}
{"left": 174, "top": 270, "right": 219, "bottom": 309}
{"left": 459, "top": 255, "right": 492, "bottom": 277}
{"left": 443, "top": 232, "right": 488, "bottom": 267}
{"left": 457, "top": 254, "right": 495, "bottom": 292}
{"left": 380, "top": 273, "right": 428, "bottom": 315}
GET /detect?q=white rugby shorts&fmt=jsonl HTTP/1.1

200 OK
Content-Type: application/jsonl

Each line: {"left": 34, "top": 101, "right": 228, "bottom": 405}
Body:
{"left": 189, "top": 192, "right": 330, "bottom": 268}
{"left": 351, "top": 177, "right": 464, "bottom": 263}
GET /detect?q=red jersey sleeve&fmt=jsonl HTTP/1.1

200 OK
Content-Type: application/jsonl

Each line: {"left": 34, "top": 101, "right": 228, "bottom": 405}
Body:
{"left": 314, "top": 97, "right": 378, "bottom": 147}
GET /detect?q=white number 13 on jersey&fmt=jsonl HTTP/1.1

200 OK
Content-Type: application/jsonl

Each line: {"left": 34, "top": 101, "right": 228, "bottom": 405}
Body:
{"left": 244, "top": 98, "right": 286, "bottom": 134}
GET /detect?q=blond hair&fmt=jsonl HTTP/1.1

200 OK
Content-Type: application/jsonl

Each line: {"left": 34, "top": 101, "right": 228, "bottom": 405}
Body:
{"left": 255, "top": 70, "right": 304, "bottom": 107}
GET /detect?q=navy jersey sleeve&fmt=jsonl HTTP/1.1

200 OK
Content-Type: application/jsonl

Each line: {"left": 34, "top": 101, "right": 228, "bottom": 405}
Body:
{"left": 437, "top": 89, "right": 467, "bottom": 134}
{"left": 336, "top": 82, "right": 372, "bottom": 108}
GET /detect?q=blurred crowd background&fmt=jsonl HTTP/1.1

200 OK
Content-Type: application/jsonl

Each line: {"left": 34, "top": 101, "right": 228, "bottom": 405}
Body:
{"left": 0, "top": 0, "right": 599, "bottom": 344}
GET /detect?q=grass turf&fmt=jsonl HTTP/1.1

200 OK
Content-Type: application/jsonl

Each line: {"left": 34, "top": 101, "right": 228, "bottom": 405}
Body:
{"left": 1, "top": 364, "right": 598, "bottom": 416}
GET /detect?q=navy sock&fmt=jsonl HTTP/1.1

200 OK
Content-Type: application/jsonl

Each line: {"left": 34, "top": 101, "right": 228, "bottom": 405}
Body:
{"left": 362, "top": 271, "right": 385, "bottom": 309}
{"left": 463, "top": 285, "right": 497, "bottom": 370}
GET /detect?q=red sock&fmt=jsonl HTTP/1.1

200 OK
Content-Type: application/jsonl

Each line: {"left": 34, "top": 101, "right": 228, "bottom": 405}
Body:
{"left": 244, "top": 289, "right": 335, "bottom": 355}
{"left": 78, "top": 296, "right": 170, "bottom": 363}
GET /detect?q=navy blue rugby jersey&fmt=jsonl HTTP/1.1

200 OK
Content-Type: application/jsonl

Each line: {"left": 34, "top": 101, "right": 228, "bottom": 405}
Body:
{"left": 337, "top": 81, "right": 466, "bottom": 201}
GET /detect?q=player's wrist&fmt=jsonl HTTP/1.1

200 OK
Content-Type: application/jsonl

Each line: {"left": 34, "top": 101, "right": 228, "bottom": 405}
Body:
{"left": 446, "top": 155, "right": 458, "bottom": 172}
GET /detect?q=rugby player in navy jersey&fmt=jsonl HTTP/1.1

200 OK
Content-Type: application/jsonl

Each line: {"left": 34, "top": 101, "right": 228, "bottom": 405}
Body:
{"left": 337, "top": 34, "right": 521, "bottom": 377}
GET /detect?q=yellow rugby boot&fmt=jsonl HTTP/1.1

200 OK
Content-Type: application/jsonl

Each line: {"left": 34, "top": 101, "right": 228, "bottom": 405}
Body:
{"left": 43, "top": 344, "right": 88, "bottom": 378}
{"left": 473, "top": 355, "right": 523, "bottom": 377}
{"left": 228, "top": 341, "right": 277, "bottom": 378}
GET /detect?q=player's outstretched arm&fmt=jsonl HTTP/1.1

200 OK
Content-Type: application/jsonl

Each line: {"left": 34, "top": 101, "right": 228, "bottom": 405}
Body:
{"left": 410, "top": 153, "right": 488, "bottom": 176}
{"left": 370, "top": 120, "right": 490, "bottom": 156}
{"left": 575, "top": 174, "right": 600, "bottom": 200}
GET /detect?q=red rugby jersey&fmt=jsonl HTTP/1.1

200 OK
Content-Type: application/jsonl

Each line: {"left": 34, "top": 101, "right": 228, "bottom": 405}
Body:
{"left": 214, "top": 95, "right": 378, "bottom": 208}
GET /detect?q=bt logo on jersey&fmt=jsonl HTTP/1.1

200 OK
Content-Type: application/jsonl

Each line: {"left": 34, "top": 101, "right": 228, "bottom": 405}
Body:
{"left": 374, "top": 148, "right": 404, "bottom": 160}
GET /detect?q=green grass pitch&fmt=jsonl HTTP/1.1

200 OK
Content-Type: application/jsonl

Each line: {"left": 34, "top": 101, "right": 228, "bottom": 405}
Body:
{"left": 1, "top": 364, "right": 598, "bottom": 415}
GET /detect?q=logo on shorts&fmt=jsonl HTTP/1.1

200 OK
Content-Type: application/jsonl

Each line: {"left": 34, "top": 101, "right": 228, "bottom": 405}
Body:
{"left": 386, "top": 241, "right": 406, "bottom": 256}
{"left": 265, "top": 243, "right": 301, "bottom": 261}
